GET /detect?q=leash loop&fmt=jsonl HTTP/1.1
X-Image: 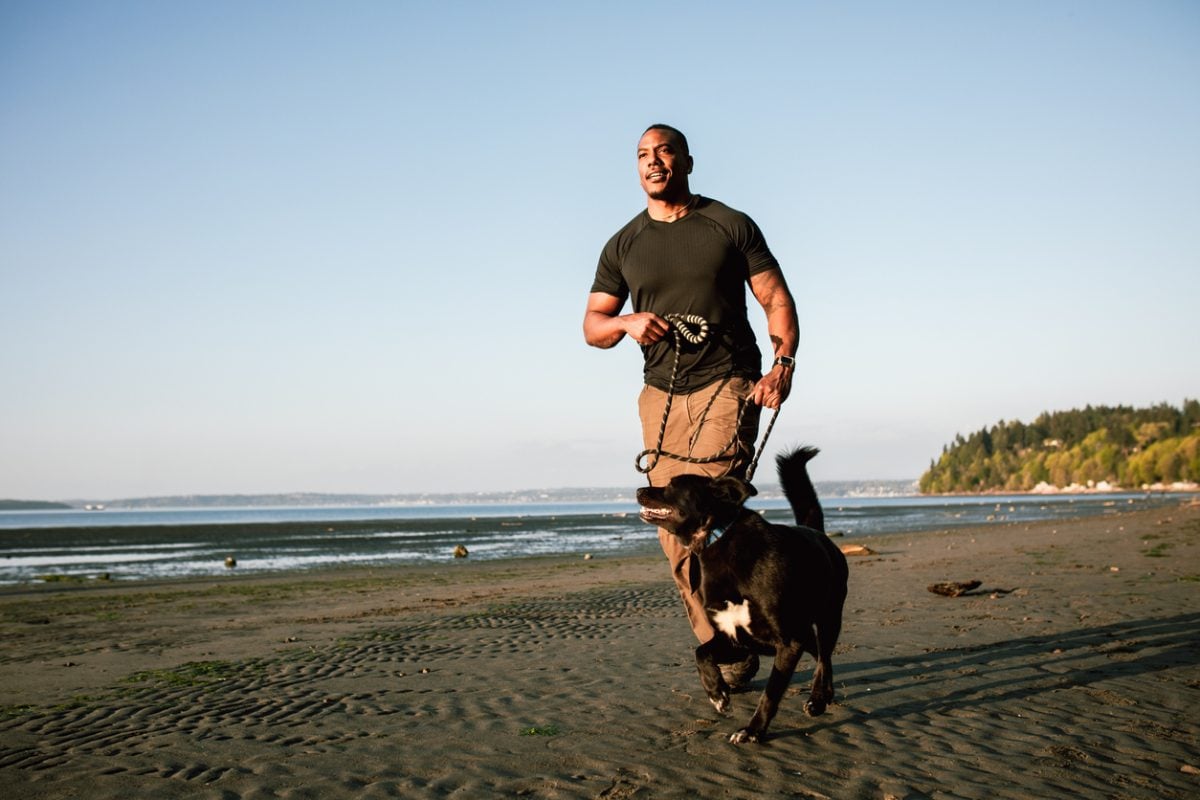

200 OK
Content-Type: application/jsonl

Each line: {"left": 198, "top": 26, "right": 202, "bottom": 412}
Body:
{"left": 664, "top": 313, "right": 709, "bottom": 345}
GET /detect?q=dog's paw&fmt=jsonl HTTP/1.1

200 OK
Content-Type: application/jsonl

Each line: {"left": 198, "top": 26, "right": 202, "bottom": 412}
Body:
{"left": 708, "top": 690, "right": 730, "bottom": 714}
{"left": 728, "top": 727, "right": 761, "bottom": 744}
{"left": 803, "top": 698, "right": 827, "bottom": 717}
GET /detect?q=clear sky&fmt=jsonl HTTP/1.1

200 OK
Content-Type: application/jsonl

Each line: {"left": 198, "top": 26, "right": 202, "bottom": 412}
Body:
{"left": 2, "top": 1, "right": 1197, "bottom": 499}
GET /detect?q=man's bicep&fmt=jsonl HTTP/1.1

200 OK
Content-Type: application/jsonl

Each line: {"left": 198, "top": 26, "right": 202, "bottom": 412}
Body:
{"left": 586, "top": 292, "right": 625, "bottom": 316}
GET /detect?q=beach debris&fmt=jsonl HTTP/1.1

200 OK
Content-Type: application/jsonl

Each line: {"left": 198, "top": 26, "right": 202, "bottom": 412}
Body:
{"left": 839, "top": 544, "right": 876, "bottom": 556}
{"left": 453, "top": 544, "right": 469, "bottom": 558}
{"left": 518, "top": 724, "right": 560, "bottom": 737}
{"left": 1180, "top": 764, "right": 1200, "bottom": 775}
{"left": 37, "top": 573, "right": 88, "bottom": 583}
{"left": 927, "top": 580, "right": 981, "bottom": 597}
{"left": 224, "top": 556, "right": 237, "bottom": 568}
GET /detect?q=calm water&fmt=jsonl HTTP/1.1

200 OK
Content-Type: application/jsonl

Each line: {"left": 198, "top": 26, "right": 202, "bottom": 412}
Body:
{"left": 0, "top": 492, "right": 1190, "bottom": 584}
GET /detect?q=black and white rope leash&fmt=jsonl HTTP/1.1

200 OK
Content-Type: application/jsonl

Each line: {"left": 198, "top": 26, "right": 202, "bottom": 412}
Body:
{"left": 634, "top": 314, "right": 780, "bottom": 483}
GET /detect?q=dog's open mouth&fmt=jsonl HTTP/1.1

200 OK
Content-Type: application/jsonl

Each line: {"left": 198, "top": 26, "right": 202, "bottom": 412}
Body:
{"left": 638, "top": 506, "right": 675, "bottom": 524}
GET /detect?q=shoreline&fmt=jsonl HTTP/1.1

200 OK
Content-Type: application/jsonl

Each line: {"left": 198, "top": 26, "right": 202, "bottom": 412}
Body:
{"left": 7, "top": 484, "right": 1198, "bottom": 515}
{"left": 2, "top": 500, "right": 1198, "bottom": 798}
{"left": 5, "top": 492, "right": 1196, "bottom": 588}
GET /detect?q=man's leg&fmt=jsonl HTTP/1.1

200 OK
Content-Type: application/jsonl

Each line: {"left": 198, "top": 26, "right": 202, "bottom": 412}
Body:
{"left": 638, "top": 379, "right": 761, "bottom": 645}
{"left": 678, "top": 377, "right": 763, "bottom": 687}
{"left": 683, "top": 377, "right": 761, "bottom": 482}
{"left": 639, "top": 384, "right": 716, "bottom": 643}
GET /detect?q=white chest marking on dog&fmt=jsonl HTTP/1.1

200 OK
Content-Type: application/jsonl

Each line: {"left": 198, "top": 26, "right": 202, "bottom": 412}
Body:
{"left": 711, "top": 600, "right": 752, "bottom": 638}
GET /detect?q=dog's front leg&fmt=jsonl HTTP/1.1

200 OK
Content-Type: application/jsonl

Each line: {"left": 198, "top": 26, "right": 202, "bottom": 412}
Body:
{"left": 694, "top": 640, "right": 730, "bottom": 713}
{"left": 729, "top": 641, "right": 804, "bottom": 744}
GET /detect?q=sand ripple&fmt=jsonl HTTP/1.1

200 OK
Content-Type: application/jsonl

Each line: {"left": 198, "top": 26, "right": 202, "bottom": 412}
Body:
{"left": 2, "top": 507, "right": 1198, "bottom": 798}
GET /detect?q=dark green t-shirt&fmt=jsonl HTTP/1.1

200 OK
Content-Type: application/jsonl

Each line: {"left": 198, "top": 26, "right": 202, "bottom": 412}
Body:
{"left": 591, "top": 197, "right": 781, "bottom": 392}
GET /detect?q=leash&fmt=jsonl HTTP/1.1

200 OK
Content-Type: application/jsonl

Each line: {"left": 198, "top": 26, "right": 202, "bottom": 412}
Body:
{"left": 634, "top": 314, "right": 781, "bottom": 483}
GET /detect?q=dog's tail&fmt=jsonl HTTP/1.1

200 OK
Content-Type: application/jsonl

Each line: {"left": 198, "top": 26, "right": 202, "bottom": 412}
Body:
{"left": 776, "top": 446, "right": 824, "bottom": 532}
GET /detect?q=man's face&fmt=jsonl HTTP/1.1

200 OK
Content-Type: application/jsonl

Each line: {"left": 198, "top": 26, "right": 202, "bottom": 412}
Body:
{"left": 637, "top": 128, "right": 692, "bottom": 200}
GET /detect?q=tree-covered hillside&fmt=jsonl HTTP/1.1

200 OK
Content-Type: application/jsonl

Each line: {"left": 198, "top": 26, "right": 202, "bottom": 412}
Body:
{"left": 0, "top": 500, "right": 73, "bottom": 510}
{"left": 920, "top": 401, "right": 1200, "bottom": 494}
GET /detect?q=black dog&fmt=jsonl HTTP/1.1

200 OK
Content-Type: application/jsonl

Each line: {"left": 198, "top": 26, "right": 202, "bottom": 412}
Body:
{"left": 636, "top": 447, "right": 848, "bottom": 744}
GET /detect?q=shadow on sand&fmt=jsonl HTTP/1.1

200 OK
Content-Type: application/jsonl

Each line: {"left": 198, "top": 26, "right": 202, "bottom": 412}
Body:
{"left": 757, "top": 611, "right": 1200, "bottom": 742}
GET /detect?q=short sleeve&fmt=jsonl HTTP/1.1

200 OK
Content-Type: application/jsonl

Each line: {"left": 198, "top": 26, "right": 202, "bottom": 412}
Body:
{"left": 733, "top": 215, "right": 780, "bottom": 276}
{"left": 590, "top": 235, "right": 628, "bottom": 301}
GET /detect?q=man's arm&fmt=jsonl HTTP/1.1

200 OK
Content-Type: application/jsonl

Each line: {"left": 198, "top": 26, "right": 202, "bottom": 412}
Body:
{"left": 748, "top": 268, "right": 799, "bottom": 408}
{"left": 584, "top": 292, "right": 670, "bottom": 349}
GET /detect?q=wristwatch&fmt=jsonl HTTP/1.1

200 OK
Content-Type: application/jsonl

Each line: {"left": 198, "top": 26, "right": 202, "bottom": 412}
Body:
{"left": 773, "top": 355, "right": 796, "bottom": 369}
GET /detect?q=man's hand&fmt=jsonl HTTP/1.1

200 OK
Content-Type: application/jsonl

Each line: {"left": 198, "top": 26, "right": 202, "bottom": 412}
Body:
{"left": 622, "top": 312, "right": 670, "bottom": 346}
{"left": 584, "top": 293, "right": 673, "bottom": 348}
{"left": 751, "top": 365, "right": 793, "bottom": 409}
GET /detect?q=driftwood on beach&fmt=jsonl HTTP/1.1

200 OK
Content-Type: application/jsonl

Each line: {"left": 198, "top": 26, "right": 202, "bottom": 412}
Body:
{"left": 927, "top": 580, "right": 983, "bottom": 597}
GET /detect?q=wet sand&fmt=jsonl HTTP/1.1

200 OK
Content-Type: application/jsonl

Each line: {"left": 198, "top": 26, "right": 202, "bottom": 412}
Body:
{"left": 2, "top": 501, "right": 1198, "bottom": 799}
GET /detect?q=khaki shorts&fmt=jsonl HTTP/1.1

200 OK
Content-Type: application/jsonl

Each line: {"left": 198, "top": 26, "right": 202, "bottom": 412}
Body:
{"left": 637, "top": 376, "right": 762, "bottom": 487}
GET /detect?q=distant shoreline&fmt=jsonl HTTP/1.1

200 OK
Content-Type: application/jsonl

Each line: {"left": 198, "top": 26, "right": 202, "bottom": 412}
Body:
{"left": 0, "top": 500, "right": 72, "bottom": 511}
{"left": 15, "top": 479, "right": 923, "bottom": 510}
{"left": 7, "top": 480, "right": 1198, "bottom": 512}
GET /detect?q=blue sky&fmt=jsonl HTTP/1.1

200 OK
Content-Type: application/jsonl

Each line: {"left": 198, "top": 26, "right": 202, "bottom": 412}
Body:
{"left": 2, "top": 1, "right": 1197, "bottom": 499}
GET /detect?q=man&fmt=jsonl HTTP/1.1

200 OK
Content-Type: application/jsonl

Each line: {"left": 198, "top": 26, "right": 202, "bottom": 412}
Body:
{"left": 584, "top": 124, "right": 799, "bottom": 684}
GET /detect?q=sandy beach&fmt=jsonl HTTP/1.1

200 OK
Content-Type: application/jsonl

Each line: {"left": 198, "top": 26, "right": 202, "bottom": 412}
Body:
{"left": 2, "top": 501, "right": 1198, "bottom": 799}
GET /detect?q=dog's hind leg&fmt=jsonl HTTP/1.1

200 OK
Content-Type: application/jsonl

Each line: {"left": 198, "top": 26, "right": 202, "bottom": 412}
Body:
{"left": 729, "top": 641, "right": 804, "bottom": 744}
{"left": 805, "top": 658, "right": 832, "bottom": 717}
{"left": 806, "top": 613, "right": 843, "bottom": 716}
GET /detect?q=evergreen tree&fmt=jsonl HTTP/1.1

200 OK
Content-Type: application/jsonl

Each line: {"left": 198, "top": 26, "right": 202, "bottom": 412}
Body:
{"left": 920, "top": 401, "right": 1199, "bottom": 492}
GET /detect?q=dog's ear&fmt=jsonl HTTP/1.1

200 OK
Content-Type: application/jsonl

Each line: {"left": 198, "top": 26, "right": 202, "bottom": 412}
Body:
{"left": 710, "top": 476, "right": 755, "bottom": 509}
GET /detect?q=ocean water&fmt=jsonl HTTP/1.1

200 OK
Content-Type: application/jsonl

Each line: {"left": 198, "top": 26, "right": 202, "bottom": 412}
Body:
{"left": 0, "top": 492, "right": 1190, "bottom": 585}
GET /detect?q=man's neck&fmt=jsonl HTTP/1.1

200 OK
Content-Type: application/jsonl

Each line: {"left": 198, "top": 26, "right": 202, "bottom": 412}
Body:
{"left": 646, "top": 192, "right": 697, "bottom": 222}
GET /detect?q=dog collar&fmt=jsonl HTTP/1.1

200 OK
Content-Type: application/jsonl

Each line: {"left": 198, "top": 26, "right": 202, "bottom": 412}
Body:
{"left": 709, "top": 510, "right": 750, "bottom": 543}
